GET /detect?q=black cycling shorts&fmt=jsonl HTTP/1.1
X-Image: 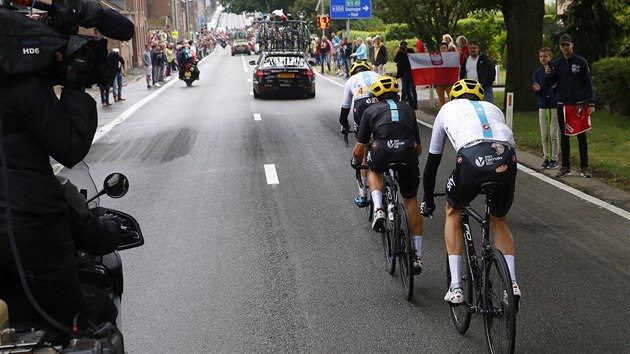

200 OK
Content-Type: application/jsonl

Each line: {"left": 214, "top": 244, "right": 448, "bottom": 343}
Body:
{"left": 446, "top": 142, "right": 517, "bottom": 217}
{"left": 368, "top": 139, "right": 419, "bottom": 199}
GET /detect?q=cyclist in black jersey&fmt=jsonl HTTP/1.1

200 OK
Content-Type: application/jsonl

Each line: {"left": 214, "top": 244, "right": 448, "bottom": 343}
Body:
{"left": 352, "top": 76, "right": 425, "bottom": 272}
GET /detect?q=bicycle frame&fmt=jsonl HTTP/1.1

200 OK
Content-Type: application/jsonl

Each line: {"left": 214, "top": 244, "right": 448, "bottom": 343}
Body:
{"left": 460, "top": 200, "right": 493, "bottom": 315}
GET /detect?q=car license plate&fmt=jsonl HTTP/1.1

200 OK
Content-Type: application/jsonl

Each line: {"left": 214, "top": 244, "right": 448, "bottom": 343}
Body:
{"left": 278, "top": 73, "right": 295, "bottom": 79}
{"left": 185, "top": 72, "right": 191, "bottom": 78}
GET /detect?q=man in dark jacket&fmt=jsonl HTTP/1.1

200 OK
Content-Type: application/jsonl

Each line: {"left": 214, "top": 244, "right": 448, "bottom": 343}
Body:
{"left": 373, "top": 35, "right": 388, "bottom": 75}
{"left": 545, "top": 34, "right": 596, "bottom": 178}
{"left": 394, "top": 41, "right": 417, "bottom": 109}
{"left": 460, "top": 39, "right": 496, "bottom": 103}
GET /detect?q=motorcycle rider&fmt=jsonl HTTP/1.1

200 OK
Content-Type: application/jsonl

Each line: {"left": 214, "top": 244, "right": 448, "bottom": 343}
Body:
{"left": 177, "top": 42, "right": 198, "bottom": 80}
{"left": 0, "top": 3, "right": 127, "bottom": 331}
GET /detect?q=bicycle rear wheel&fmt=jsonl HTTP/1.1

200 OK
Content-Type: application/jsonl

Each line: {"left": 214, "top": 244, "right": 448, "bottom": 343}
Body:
{"left": 483, "top": 249, "right": 516, "bottom": 354}
{"left": 380, "top": 190, "right": 395, "bottom": 274}
{"left": 446, "top": 249, "right": 473, "bottom": 334}
{"left": 397, "top": 204, "right": 414, "bottom": 300}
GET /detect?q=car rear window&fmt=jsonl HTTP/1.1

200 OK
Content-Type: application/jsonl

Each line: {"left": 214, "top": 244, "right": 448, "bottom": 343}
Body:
{"left": 263, "top": 56, "right": 306, "bottom": 68}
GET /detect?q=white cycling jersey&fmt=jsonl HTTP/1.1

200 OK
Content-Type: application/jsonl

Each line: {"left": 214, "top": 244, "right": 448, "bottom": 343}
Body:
{"left": 340, "top": 71, "right": 382, "bottom": 109}
{"left": 429, "top": 99, "right": 515, "bottom": 154}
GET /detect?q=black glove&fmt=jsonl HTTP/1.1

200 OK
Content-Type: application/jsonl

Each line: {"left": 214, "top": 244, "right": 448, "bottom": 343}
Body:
{"left": 350, "top": 157, "right": 359, "bottom": 169}
{"left": 420, "top": 197, "right": 436, "bottom": 218}
{"left": 63, "top": 180, "right": 91, "bottom": 223}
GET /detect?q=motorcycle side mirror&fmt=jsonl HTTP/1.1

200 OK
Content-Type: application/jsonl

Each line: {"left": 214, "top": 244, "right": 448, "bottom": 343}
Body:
{"left": 103, "top": 173, "right": 129, "bottom": 198}
{"left": 249, "top": 60, "right": 257, "bottom": 65}
{"left": 86, "top": 173, "right": 129, "bottom": 204}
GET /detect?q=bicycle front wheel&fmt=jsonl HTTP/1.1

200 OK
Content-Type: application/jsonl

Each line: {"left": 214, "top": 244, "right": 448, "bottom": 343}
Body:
{"left": 483, "top": 249, "right": 516, "bottom": 354}
{"left": 446, "top": 249, "right": 473, "bottom": 334}
{"left": 397, "top": 204, "right": 414, "bottom": 300}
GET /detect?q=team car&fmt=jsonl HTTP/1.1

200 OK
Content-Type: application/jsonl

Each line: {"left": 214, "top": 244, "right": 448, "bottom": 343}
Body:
{"left": 231, "top": 40, "right": 251, "bottom": 56}
{"left": 249, "top": 52, "right": 316, "bottom": 99}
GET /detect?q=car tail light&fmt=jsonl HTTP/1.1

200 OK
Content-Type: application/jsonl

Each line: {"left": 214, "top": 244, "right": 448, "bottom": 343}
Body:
{"left": 306, "top": 70, "right": 314, "bottom": 77}
{"left": 256, "top": 70, "right": 266, "bottom": 77}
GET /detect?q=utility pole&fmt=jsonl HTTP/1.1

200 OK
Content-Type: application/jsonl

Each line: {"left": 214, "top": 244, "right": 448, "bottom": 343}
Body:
{"left": 184, "top": 0, "right": 190, "bottom": 40}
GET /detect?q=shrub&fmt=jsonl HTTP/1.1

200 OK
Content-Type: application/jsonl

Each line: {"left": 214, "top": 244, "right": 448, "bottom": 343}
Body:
{"left": 592, "top": 57, "right": 630, "bottom": 116}
{"left": 385, "top": 23, "right": 415, "bottom": 42}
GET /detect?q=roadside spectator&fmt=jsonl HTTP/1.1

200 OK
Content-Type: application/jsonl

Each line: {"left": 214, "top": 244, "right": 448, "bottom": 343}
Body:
{"left": 442, "top": 34, "right": 457, "bottom": 51}
{"left": 545, "top": 34, "right": 596, "bottom": 178}
{"left": 150, "top": 43, "right": 161, "bottom": 87}
{"left": 331, "top": 31, "right": 340, "bottom": 45}
{"left": 415, "top": 37, "right": 426, "bottom": 53}
{"left": 456, "top": 35, "right": 469, "bottom": 64}
{"left": 143, "top": 44, "right": 152, "bottom": 89}
{"left": 158, "top": 42, "right": 166, "bottom": 82}
{"left": 320, "top": 35, "right": 332, "bottom": 74}
{"left": 165, "top": 43, "right": 174, "bottom": 77}
{"left": 334, "top": 42, "right": 343, "bottom": 75}
{"left": 460, "top": 39, "right": 496, "bottom": 103}
{"left": 373, "top": 35, "right": 388, "bottom": 75}
{"left": 341, "top": 36, "right": 353, "bottom": 78}
{"left": 394, "top": 41, "right": 417, "bottom": 109}
{"left": 533, "top": 46, "right": 559, "bottom": 170}
{"left": 434, "top": 42, "right": 454, "bottom": 107}
{"left": 314, "top": 38, "right": 321, "bottom": 66}
{"left": 350, "top": 37, "right": 367, "bottom": 62}
{"left": 111, "top": 48, "right": 126, "bottom": 102}
{"left": 97, "top": 79, "right": 113, "bottom": 107}
{"left": 366, "top": 37, "right": 374, "bottom": 64}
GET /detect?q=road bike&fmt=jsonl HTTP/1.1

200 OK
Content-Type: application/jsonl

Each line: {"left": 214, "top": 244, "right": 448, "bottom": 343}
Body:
{"left": 433, "top": 182, "right": 517, "bottom": 353}
{"left": 355, "top": 163, "right": 416, "bottom": 300}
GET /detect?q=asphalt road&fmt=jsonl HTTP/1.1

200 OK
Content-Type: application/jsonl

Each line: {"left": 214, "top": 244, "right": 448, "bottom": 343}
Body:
{"left": 82, "top": 47, "right": 630, "bottom": 353}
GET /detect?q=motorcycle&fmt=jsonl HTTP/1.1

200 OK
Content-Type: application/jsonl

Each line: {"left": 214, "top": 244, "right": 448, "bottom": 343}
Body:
{"left": 180, "top": 61, "right": 200, "bottom": 87}
{"left": 0, "top": 162, "right": 144, "bottom": 354}
{"left": 220, "top": 40, "right": 226, "bottom": 49}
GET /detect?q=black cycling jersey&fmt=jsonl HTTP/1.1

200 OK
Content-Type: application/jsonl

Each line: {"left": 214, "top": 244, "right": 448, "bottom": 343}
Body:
{"left": 357, "top": 99, "right": 420, "bottom": 144}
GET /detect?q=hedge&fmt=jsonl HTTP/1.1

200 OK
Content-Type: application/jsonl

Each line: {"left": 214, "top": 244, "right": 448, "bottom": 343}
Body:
{"left": 592, "top": 57, "right": 630, "bottom": 116}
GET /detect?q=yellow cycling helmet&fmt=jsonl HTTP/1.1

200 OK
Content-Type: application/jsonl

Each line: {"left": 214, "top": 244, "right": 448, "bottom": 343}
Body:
{"left": 370, "top": 76, "right": 399, "bottom": 98}
{"left": 349, "top": 61, "right": 371, "bottom": 76}
{"left": 450, "top": 78, "right": 484, "bottom": 100}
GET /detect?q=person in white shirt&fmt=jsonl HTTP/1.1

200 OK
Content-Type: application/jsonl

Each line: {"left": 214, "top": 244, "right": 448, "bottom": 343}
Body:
{"left": 339, "top": 62, "right": 382, "bottom": 207}
{"left": 421, "top": 79, "right": 521, "bottom": 304}
{"left": 459, "top": 40, "right": 496, "bottom": 103}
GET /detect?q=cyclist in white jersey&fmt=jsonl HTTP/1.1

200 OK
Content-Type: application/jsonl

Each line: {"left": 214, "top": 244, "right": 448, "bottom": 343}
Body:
{"left": 339, "top": 61, "right": 382, "bottom": 207}
{"left": 421, "top": 79, "right": 521, "bottom": 304}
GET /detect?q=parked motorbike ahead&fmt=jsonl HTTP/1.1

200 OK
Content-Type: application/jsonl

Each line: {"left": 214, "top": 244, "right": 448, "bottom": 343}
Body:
{"left": 0, "top": 162, "right": 144, "bottom": 354}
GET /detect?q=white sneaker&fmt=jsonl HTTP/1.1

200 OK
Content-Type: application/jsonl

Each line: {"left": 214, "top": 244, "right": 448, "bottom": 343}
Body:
{"left": 444, "top": 288, "right": 464, "bottom": 304}
{"left": 512, "top": 281, "right": 521, "bottom": 297}
{"left": 372, "top": 208, "right": 385, "bottom": 232}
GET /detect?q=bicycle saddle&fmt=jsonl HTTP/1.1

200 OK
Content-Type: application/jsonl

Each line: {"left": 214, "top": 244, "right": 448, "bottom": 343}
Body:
{"left": 479, "top": 181, "right": 504, "bottom": 195}
{"left": 386, "top": 162, "right": 407, "bottom": 169}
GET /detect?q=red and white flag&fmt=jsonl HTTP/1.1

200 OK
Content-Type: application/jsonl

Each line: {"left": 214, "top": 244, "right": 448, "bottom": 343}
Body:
{"left": 409, "top": 52, "right": 460, "bottom": 86}
{"left": 271, "top": 9, "right": 287, "bottom": 20}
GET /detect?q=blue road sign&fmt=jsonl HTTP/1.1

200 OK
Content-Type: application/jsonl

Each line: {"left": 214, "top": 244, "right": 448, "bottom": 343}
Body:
{"left": 330, "top": 0, "right": 372, "bottom": 19}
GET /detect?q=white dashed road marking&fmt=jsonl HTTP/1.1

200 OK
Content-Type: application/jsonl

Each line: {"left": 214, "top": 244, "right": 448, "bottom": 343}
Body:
{"left": 254, "top": 114, "right": 262, "bottom": 121}
{"left": 264, "top": 164, "right": 279, "bottom": 185}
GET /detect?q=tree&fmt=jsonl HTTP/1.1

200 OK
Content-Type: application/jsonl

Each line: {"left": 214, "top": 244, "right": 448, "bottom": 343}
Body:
{"left": 375, "top": 0, "right": 470, "bottom": 49}
{"left": 501, "top": 0, "right": 544, "bottom": 111}
{"left": 559, "top": 0, "right": 623, "bottom": 62}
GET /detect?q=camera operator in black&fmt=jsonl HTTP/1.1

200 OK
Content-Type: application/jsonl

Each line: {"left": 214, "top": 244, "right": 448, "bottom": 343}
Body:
{"left": 0, "top": 1, "right": 132, "bottom": 329}
{"left": 352, "top": 76, "right": 426, "bottom": 272}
